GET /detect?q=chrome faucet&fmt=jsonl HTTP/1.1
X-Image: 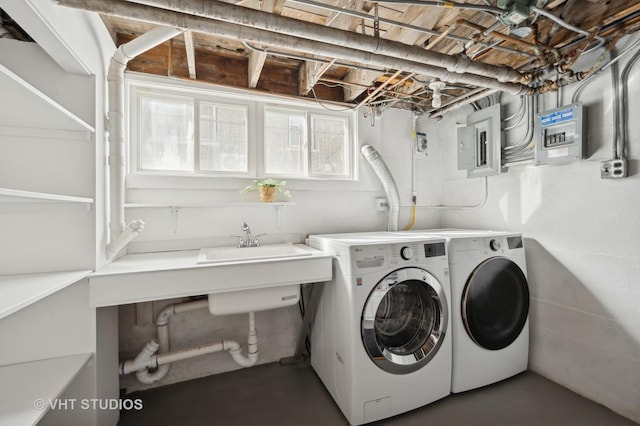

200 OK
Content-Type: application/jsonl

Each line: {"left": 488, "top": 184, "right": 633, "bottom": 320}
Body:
{"left": 238, "top": 221, "right": 264, "bottom": 247}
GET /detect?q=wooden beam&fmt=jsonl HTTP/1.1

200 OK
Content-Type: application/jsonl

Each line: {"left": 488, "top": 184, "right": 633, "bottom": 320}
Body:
{"left": 261, "top": 0, "right": 287, "bottom": 15}
{"left": 245, "top": 0, "right": 286, "bottom": 89}
{"left": 184, "top": 31, "right": 197, "bottom": 79}
{"left": 299, "top": 59, "right": 335, "bottom": 95}
{"left": 343, "top": 68, "right": 380, "bottom": 101}
{"left": 248, "top": 50, "right": 267, "bottom": 88}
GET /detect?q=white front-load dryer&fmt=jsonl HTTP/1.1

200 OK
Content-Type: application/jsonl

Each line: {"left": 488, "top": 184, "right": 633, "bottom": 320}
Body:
{"left": 308, "top": 232, "right": 452, "bottom": 425}
{"left": 399, "top": 229, "right": 529, "bottom": 393}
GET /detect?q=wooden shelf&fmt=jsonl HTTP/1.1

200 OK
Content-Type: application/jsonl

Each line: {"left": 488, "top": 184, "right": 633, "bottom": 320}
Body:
{"left": 0, "top": 188, "right": 94, "bottom": 205}
{"left": 0, "top": 353, "right": 92, "bottom": 426}
{"left": 0, "top": 63, "right": 94, "bottom": 133}
{"left": 0, "top": 270, "right": 92, "bottom": 320}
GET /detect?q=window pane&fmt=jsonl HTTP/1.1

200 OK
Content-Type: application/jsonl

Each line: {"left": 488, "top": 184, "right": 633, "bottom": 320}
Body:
{"left": 264, "top": 110, "right": 306, "bottom": 175}
{"left": 199, "top": 103, "right": 248, "bottom": 172}
{"left": 310, "top": 115, "right": 349, "bottom": 176}
{"left": 139, "top": 95, "right": 194, "bottom": 171}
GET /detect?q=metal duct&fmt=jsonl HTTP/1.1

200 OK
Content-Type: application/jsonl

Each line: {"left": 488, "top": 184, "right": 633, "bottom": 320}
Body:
{"left": 53, "top": 0, "right": 533, "bottom": 95}
{"left": 361, "top": 145, "right": 400, "bottom": 232}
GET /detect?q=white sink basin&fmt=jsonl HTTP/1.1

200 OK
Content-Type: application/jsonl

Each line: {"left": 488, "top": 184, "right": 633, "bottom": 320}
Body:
{"left": 197, "top": 243, "right": 313, "bottom": 265}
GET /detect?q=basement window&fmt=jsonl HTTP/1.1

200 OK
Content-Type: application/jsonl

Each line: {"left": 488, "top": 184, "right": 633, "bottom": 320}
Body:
{"left": 127, "top": 74, "right": 356, "bottom": 183}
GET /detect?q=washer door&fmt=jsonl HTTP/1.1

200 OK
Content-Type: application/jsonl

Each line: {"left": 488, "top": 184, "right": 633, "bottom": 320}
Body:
{"left": 361, "top": 267, "right": 448, "bottom": 375}
{"left": 462, "top": 257, "right": 529, "bottom": 351}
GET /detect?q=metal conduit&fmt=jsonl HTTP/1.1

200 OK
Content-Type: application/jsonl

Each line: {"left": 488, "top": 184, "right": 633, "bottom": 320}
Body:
{"left": 370, "top": 0, "right": 503, "bottom": 14}
{"left": 110, "top": 0, "right": 530, "bottom": 84}
{"left": 54, "top": 0, "right": 533, "bottom": 95}
{"left": 531, "top": 6, "right": 606, "bottom": 53}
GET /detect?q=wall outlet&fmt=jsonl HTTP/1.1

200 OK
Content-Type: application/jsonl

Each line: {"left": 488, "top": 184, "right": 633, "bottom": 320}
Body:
{"left": 376, "top": 198, "right": 388, "bottom": 211}
{"left": 601, "top": 158, "right": 627, "bottom": 179}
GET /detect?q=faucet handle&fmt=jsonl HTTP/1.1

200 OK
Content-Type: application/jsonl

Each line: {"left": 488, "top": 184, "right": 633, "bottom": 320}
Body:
{"left": 241, "top": 221, "right": 250, "bottom": 231}
{"left": 252, "top": 233, "right": 267, "bottom": 247}
{"left": 231, "top": 235, "right": 245, "bottom": 247}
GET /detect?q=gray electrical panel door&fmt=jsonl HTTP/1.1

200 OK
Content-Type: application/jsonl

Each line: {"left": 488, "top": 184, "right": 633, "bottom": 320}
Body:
{"left": 534, "top": 103, "right": 586, "bottom": 165}
{"left": 457, "top": 103, "right": 502, "bottom": 178}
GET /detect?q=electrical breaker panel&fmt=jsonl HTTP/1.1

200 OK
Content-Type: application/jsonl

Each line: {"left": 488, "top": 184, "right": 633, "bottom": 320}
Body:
{"left": 457, "top": 103, "right": 503, "bottom": 178}
{"left": 534, "top": 103, "right": 586, "bottom": 166}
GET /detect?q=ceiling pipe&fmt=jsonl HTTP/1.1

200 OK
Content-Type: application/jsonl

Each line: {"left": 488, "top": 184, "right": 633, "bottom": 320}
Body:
{"left": 288, "top": 0, "right": 536, "bottom": 60}
{"left": 112, "top": 0, "right": 531, "bottom": 84}
{"left": 428, "top": 88, "right": 500, "bottom": 119}
{"left": 54, "top": 0, "right": 533, "bottom": 95}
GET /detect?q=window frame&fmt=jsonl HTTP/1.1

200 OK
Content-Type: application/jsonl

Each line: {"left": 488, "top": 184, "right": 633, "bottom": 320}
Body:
{"left": 125, "top": 72, "right": 358, "bottom": 188}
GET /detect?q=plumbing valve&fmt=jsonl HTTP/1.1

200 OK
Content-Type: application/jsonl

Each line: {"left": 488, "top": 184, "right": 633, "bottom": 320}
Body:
{"left": 429, "top": 79, "right": 447, "bottom": 108}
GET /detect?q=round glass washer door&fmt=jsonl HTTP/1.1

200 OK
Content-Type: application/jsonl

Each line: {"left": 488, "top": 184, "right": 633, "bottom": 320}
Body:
{"left": 361, "top": 267, "right": 448, "bottom": 375}
{"left": 462, "top": 257, "right": 529, "bottom": 351}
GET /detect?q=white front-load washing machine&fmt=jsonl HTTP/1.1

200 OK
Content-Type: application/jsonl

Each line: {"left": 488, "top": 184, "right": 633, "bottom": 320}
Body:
{"left": 307, "top": 232, "right": 452, "bottom": 425}
{"left": 400, "top": 229, "right": 529, "bottom": 393}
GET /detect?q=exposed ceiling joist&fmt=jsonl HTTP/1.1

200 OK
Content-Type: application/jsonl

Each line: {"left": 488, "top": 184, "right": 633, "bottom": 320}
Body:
{"left": 52, "top": 0, "right": 640, "bottom": 116}
{"left": 183, "top": 30, "right": 196, "bottom": 79}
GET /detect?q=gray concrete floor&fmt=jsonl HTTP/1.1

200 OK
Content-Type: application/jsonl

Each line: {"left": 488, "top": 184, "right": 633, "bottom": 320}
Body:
{"left": 118, "top": 362, "right": 637, "bottom": 426}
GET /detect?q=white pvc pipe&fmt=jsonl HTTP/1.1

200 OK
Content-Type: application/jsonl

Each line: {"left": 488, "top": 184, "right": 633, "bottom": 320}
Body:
{"left": 228, "top": 312, "right": 258, "bottom": 367}
{"left": 106, "top": 219, "right": 145, "bottom": 260}
{"left": 120, "top": 340, "right": 160, "bottom": 375}
{"left": 120, "top": 300, "right": 258, "bottom": 384}
{"left": 106, "top": 25, "right": 183, "bottom": 258}
{"left": 360, "top": 145, "right": 401, "bottom": 232}
{"left": 136, "top": 298, "right": 209, "bottom": 383}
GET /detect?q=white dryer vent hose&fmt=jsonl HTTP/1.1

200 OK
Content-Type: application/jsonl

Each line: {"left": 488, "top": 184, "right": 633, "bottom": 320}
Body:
{"left": 361, "top": 145, "right": 400, "bottom": 231}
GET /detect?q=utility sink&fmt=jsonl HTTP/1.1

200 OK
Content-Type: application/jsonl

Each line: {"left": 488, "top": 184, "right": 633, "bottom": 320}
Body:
{"left": 197, "top": 243, "right": 313, "bottom": 265}
{"left": 196, "top": 243, "right": 317, "bottom": 315}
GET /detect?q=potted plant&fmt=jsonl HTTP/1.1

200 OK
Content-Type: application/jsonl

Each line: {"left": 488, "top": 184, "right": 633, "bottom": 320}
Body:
{"left": 241, "top": 179, "right": 291, "bottom": 202}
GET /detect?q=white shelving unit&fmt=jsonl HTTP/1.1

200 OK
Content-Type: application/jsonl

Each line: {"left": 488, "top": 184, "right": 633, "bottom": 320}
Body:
{"left": 0, "top": 353, "right": 92, "bottom": 426}
{"left": 0, "top": 188, "right": 94, "bottom": 206}
{"left": 0, "top": 62, "right": 95, "bottom": 209}
{"left": 0, "top": 270, "right": 92, "bottom": 321}
{"left": 0, "top": 35, "right": 103, "bottom": 424}
{"left": 0, "top": 63, "right": 94, "bottom": 132}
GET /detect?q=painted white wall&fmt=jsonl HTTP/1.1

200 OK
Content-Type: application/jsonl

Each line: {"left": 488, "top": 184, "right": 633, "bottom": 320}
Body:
{"left": 420, "top": 34, "right": 640, "bottom": 422}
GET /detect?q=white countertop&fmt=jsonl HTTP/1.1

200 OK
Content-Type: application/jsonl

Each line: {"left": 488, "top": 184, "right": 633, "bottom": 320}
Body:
{"left": 89, "top": 245, "right": 333, "bottom": 307}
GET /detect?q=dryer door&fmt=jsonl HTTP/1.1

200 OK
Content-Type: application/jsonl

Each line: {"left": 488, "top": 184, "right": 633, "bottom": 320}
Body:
{"left": 361, "top": 267, "right": 448, "bottom": 374}
{"left": 462, "top": 257, "right": 529, "bottom": 350}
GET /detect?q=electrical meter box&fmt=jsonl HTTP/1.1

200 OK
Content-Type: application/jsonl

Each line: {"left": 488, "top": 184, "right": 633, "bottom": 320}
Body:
{"left": 457, "top": 103, "right": 503, "bottom": 178}
{"left": 534, "top": 103, "right": 586, "bottom": 166}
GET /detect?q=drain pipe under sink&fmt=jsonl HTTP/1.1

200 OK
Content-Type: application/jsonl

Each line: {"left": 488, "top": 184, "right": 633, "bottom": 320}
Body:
{"left": 120, "top": 300, "right": 259, "bottom": 384}
{"left": 361, "top": 145, "right": 401, "bottom": 231}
